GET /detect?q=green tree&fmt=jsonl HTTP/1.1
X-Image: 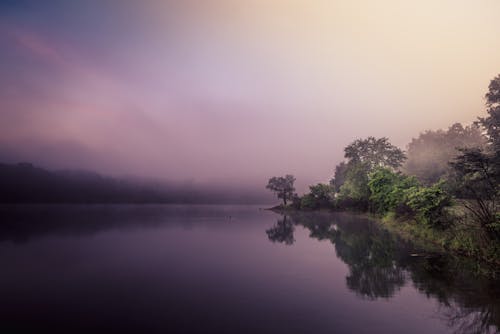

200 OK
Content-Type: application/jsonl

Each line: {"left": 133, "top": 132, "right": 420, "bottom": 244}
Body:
{"left": 368, "top": 168, "right": 419, "bottom": 215}
{"left": 338, "top": 162, "right": 371, "bottom": 204}
{"left": 336, "top": 137, "right": 406, "bottom": 208}
{"left": 344, "top": 137, "right": 406, "bottom": 170}
{"left": 301, "top": 183, "right": 334, "bottom": 209}
{"left": 406, "top": 181, "right": 452, "bottom": 229}
{"left": 300, "top": 193, "right": 317, "bottom": 210}
{"left": 266, "top": 175, "right": 296, "bottom": 206}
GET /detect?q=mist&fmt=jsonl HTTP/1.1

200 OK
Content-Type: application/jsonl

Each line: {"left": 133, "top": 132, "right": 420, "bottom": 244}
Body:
{"left": 1, "top": 0, "right": 500, "bottom": 192}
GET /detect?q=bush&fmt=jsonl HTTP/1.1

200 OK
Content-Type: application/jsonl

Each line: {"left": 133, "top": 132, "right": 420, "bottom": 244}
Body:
{"left": 406, "top": 181, "right": 453, "bottom": 229}
{"left": 367, "top": 169, "right": 453, "bottom": 228}
{"left": 300, "top": 183, "right": 334, "bottom": 210}
{"left": 300, "top": 193, "right": 318, "bottom": 210}
{"left": 368, "top": 168, "right": 419, "bottom": 215}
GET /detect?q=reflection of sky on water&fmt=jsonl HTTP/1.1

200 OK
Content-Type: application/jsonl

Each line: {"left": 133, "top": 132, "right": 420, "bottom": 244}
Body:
{"left": 0, "top": 205, "right": 497, "bottom": 333}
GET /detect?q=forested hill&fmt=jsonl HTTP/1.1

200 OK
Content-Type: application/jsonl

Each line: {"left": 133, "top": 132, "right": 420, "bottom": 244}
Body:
{"left": 0, "top": 162, "right": 271, "bottom": 204}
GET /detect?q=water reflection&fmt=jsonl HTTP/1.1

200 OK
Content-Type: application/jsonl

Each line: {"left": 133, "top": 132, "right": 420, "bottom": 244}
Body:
{"left": 266, "top": 215, "right": 295, "bottom": 245}
{"left": 0, "top": 205, "right": 498, "bottom": 333}
{"left": 0, "top": 204, "right": 255, "bottom": 242}
{"left": 267, "top": 212, "right": 500, "bottom": 334}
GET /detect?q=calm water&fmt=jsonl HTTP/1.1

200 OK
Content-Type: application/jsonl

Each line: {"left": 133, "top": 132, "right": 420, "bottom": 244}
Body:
{"left": 0, "top": 205, "right": 498, "bottom": 334}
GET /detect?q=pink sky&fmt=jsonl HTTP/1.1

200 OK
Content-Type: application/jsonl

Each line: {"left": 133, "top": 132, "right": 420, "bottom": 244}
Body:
{"left": 1, "top": 0, "right": 500, "bottom": 191}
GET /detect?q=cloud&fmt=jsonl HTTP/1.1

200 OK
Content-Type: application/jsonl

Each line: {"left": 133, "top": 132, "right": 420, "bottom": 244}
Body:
{"left": 0, "top": 0, "right": 499, "bottom": 191}
{"left": 13, "top": 31, "right": 66, "bottom": 66}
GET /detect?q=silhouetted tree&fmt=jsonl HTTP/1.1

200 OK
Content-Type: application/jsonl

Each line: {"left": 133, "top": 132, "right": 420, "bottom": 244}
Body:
{"left": 451, "top": 148, "right": 499, "bottom": 240}
{"left": 266, "top": 175, "right": 296, "bottom": 206}
{"left": 450, "top": 75, "right": 500, "bottom": 241}
{"left": 483, "top": 74, "right": 500, "bottom": 150}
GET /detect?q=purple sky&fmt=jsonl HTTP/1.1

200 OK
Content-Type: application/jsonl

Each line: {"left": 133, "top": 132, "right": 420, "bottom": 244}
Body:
{"left": 1, "top": 0, "right": 500, "bottom": 192}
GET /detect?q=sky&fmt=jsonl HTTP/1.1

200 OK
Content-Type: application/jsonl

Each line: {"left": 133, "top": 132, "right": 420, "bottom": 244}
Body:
{"left": 1, "top": 0, "right": 500, "bottom": 192}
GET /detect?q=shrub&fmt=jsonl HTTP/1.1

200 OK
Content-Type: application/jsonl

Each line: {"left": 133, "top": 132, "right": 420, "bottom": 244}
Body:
{"left": 406, "top": 181, "right": 453, "bottom": 229}
{"left": 368, "top": 168, "right": 419, "bottom": 215}
{"left": 300, "top": 183, "right": 334, "bottom": 210}
{"left": 300, "top": 193, "right": 317, "bottom": 210}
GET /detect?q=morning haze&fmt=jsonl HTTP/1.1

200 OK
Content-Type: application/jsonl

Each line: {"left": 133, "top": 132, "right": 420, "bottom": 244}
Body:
{"left": 2, "top": 2, "right": 500, "bottom": 333}
{"left": 1, "top": 0, "right": 499, "bottom": 192}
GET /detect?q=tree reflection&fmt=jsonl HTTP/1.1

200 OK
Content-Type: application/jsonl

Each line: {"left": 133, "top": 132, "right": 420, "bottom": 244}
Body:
{"left": 266, "top": 211, "right": 500, "bottom": 333}
{"left": 266, "top": 215, "right": 295, "bottom": 245}
{"left": 441, "top": 304, "right": 499, "bottom": 334}
{"left": 333, "top": 220, "right": 408, "bottom": 300}
{"left": 410, "top": 256, "right": 500, "bottom": 334}
{"left": 291, "top": 212, "right": 408, "bottom": 299}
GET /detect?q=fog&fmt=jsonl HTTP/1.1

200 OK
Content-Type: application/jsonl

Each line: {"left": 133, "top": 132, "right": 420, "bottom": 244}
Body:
{"left": 1, "top": 0, "right": 500, "bottom": 192}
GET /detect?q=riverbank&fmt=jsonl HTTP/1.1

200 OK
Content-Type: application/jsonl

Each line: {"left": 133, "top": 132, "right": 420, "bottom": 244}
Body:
{"left": 379, "top": 213, "right": 500, "bottom": 273}
{"left": 271, "top": 205, "right": 500, "bottom": 278}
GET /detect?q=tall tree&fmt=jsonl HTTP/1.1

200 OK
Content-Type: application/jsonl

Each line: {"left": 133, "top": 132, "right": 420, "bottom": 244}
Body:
{"left": 450, "top": 75, "right": 500, "bottom": 241}
{"left": 336, "top": 137, "right": 405, "bottom": 207}
{"left": 266, "top": 175, "right": 296, "bottom": 206}
{"left": 344, "top": 137, "right": 406, "bottom": 170}
{"left": 482, "top": 74, "right": 500, "bottom": 151}
{"left": 451, "top": 148, "right": 499, "bottom": 240}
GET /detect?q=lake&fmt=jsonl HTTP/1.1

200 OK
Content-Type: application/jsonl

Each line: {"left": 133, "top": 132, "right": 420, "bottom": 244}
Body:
{"left": 0, "top": 205, "right": 498, "bottom": 333}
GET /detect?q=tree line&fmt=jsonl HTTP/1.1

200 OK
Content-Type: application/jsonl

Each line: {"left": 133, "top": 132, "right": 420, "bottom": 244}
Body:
{"left": 266, "top": 74, "right": 500, "bottom": 261}
{"left": 0, "top": 162, "right": 271, "bottom": 204}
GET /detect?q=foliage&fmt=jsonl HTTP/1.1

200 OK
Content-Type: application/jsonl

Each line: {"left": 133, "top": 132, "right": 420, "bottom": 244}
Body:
{"left": 404, "top": 123, "right": 486, "bottom": 184}
{"left": 300, "top": 193, "right": 317, "bottom": 210}
{"left": 449, "top": 75, "right": 500, "bottom": 241}
{"left": 300, "top": 183, "right": 334, "bottom": 210}
{"left": 368, "top": 168, "right": 419, "bottom": 215}
{"left": 406, "top": 181, "right": 453, "bottom": 229}
{"left": 337, "top": 162, "right": 371, "bottom": 209}
{"left": 482, "top": 74, "right": 500, "bottom": 150}
{"left": 265, "top": 74, "right": 500, "bottom": 266}
{"left": 344, "top": 137, "right": 406, "bottom": 170}
{"left": 265, "top": 175, "right": 296, "bottom": 206}
{"left": 336, "top": 137, "right": 406, "bottom": 210}
{"left": 367, "top": 168, "right": 453, "bottom": 229}
{"left": 450, "top": 148, "right": 499, "bottom": 240}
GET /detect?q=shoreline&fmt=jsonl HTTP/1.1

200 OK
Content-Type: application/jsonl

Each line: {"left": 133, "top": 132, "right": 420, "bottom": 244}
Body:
{"left": 270, "top": 206, "right": 500, "bottom": 277}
